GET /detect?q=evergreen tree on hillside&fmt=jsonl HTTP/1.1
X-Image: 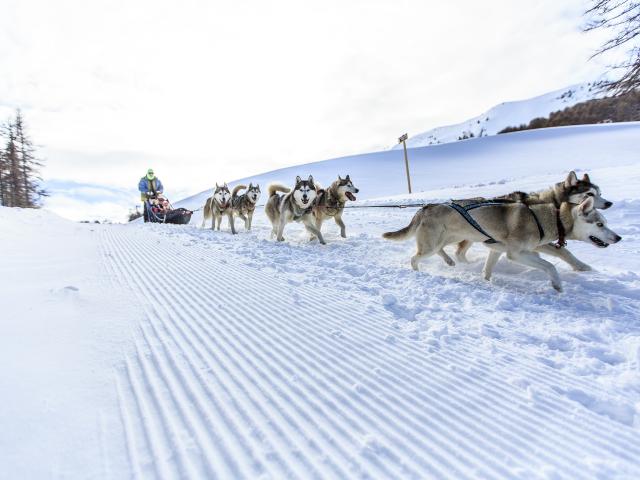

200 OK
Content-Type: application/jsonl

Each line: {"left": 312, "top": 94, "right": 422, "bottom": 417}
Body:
{"left": 0, "top": 110, "right": 46, "bottom": 208}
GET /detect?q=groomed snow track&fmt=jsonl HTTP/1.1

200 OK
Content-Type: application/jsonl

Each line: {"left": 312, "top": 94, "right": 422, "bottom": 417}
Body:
{"left": 100, "top": 222, "right": 640, "bottom": 480}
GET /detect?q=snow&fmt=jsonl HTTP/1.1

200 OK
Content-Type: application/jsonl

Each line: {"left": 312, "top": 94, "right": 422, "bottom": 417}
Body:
{"left": 2, "top": 123, "right": 640, "bottom": 479}
{"left": 392, "top": 82, "right": 607, "bottom": 149}
{"left": 178, "top": 122, "right": 639, "bottom": 211}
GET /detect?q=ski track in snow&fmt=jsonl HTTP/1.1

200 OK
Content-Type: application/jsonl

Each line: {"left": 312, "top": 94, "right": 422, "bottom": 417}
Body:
{"left": 97, "top": 200, "right": 640, "bottom": 479}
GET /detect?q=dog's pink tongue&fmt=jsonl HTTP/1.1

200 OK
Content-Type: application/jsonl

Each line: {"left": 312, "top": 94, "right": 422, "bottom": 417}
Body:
{"left": 346, "top": 192, "right": 356, "bottom": 201}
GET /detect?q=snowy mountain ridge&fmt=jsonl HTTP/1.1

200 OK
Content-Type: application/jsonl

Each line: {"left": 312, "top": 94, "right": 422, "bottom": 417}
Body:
{"left": 394, "top": 82, "right": 607, "bottom": 149}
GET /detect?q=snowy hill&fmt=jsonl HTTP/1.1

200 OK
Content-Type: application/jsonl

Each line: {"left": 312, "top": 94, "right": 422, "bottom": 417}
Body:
{"left": 178, "top": 122, "right": 639, "bottom": 216}
{"left": 392, "top": 82, "right": 606, "bottom": 149}
{"left": 2, "top": 124, "right": 640, "bottom": 478}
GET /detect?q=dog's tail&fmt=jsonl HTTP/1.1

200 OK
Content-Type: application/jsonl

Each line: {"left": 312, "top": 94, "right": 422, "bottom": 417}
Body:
{"left": 232, "top": 184, "right": 246, "bottom": 198}
{"left": 382, "top": 211, "right": 420, "bottom": 241}
{"left": 268, "top": 183, "right": 291, "bottom": 197}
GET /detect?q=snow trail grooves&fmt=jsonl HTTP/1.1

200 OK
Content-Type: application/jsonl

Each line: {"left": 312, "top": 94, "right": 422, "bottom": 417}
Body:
{"left": 102, "top": 225, "right": 640, "bottom": 479}
{"left": 162, "top": 230, "right": 640, "bottom": 463}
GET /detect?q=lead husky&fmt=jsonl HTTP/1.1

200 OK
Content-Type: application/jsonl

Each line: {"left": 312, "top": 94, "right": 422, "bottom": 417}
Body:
{"left": 231, "top": 183, "right": 261, "bottom": 231}
{"left": 265, "top": 175, "right": 325, "bottom": 244}
{"left": 313, "top": 175, "right": 359, "bottom": 238}
{"left": 383, "top": 196, "right": 621, "bottom": 292}
{"left": 454, "top": 171, "right": 612, "bottom": 271}
{"left": 201, "top": 183, "right": 237, "bottom": 234}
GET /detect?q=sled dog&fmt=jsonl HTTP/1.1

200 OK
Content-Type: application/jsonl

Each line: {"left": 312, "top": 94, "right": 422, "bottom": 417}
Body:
{"left": 382, "top": 196, "right": 621, "bottom": 292}
{"left": 313, "top": 175, "right": 359, "bottom": 238}
{"left": 265, "top": 175, "right": 325, "bottom": 244}
{"left": 231, "top": 183, "right": 261, "bottom": 231}
{"left": 201, "top": 183, "right": 237, "bottom": 234}
{"left": 454, "top": 171, "right": 612, "bottom": 271}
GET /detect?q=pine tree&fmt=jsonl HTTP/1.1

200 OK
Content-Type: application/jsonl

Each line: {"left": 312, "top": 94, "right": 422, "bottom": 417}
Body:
{"left": 0, "top": 110, "right": 46, "bottom": 208}
{"left": 14, "top": 110, "right": 46, "bottom": 207}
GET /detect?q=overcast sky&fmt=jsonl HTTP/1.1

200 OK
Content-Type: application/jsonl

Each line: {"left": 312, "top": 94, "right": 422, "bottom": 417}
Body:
{"left": 0, "top": 0, "right": 613, "bottom": 221}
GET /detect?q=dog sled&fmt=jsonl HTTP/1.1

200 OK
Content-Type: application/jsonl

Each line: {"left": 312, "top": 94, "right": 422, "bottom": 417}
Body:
{"left": 143, "top": 196, "right": 193, "bottom": 224}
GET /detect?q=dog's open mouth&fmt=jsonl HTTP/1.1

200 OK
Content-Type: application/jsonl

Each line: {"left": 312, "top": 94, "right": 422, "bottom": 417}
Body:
{"left": 590, "top": 235, "right": 609, "bottom": 248}
{"left": 345, "top": 192, "right": 356, "bottom": 201}
{"left": 301, "top": 198, "right": 309, "bottom": 204}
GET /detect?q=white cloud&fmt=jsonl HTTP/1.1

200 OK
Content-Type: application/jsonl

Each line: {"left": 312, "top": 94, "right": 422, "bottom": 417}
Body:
{"left": 0, "top": 0, "right": 620, "bottom": 220}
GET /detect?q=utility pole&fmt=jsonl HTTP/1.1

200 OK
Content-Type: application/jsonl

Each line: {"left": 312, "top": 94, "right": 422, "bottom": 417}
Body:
{"left": 398, "top": 133, "right": 412, "bottom": 193}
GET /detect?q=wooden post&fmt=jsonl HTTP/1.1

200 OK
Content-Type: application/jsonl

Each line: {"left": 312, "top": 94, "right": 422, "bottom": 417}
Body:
{"left": 398, "top": 133, "right": 412, "bottom": 194}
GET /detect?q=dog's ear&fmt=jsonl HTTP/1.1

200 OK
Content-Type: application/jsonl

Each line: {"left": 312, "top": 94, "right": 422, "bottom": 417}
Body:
{"left": 582, "top": 173, "right": 591, "bottom": 183}
{"left": 308, "top": 175, "right": 314, "bottom": 183}
{"left": 215, "top": 182, "right": 219, "bottom": 188}
{"left": 295, "top": 175, "right": 302, "bottom": 184}
{"left": 579, "top": 196, "right": 595, "bottom": 214}
{"left": 337, "top": 175, "right": 342, "bottom": 181}
{"left": 248, "top": 182, "right": 253, "bottom": 188}
{"left": 346, "top": 174, "right": 350, "bottom": 180}
{"left": 565, "top": 171, "right": 578, "bottom": 188}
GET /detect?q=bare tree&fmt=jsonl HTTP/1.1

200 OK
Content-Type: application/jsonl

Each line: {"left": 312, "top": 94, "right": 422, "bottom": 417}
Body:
{"left": 586, "top": 1, "right": 640, "bottom": 94}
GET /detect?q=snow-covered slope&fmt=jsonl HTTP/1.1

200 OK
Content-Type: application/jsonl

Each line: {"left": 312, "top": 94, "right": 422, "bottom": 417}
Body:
{"left": 178, "top": 122, "right": 639, "bottom": 215}
{"left": 2, "top": 124, "right": 640, "bottom": 479}
{"left": 393, "top": 82, "right": 606, "bottom": 149}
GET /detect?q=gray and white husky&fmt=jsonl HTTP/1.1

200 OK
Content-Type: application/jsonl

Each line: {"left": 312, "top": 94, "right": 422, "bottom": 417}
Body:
{"left": 201, "top": 183, "right": 237, "bottom": 234}
{"left": 313, "top": 175, "right": 359, "bottom": 238}
{"left": 454, "top": 171, "right": 612, "bottom": 271}
{"left": 383, "top": 196, "right": 621, "bottom": 292}
{"left": 265, "top": 175, "right": 325, "bottom": 244}
{"left": 231, "top": 183, "right": 261, "bottom": 231}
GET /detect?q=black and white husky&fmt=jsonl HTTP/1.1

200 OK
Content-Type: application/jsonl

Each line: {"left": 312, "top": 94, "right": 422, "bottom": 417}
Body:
{"left": 231, "top": 183, "right": 261, "bottom": 231}
{"left": 201, "top": 183, "right": 237, "bottom": 234}
{"left": 265, "top": 175, "right": 325, "bottom": 244}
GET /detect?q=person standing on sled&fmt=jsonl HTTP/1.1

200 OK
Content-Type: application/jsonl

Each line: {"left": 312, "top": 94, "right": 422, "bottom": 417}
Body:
{"left": 138, "top": 168, "right": 164, "bottom": 222}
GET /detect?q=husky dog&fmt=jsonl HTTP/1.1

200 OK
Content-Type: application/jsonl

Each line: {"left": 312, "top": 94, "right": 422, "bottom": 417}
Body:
{"left": 231, "top": 183, "right": 261, "bottom": 231}
{"left": 313, "top": 175, "right": 359, "bottom": 238}
{"left": 383, "top": 196, "right": 621, "bottom": 292}
{"left": 454, "top": 171, "right": 612, "bottom": 271}
{"left": 201, "top": 183, "right": 237, "bottom": 234}
{"left": 265, "top": 175, "right": 325, "bottom": 244}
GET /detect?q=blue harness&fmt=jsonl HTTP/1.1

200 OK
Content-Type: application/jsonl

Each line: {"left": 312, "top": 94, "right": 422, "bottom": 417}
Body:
{"left": 446, "top": 201, "right": 504, "bottom": 244}
{"left": 446, "top": 200, "right": 545, "bottom": 245}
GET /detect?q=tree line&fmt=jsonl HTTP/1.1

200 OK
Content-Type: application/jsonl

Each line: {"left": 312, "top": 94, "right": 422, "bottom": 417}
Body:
{"left": 498, "top": 90, "right": 640, "bottom": 134}
{"left": 0, "top": 110, "right": 46, "bottom": 208}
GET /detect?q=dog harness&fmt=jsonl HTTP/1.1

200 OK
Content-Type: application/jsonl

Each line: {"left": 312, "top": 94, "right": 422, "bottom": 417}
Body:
{"left": 291, "top": 204, "right": 313, "bottom": 220}
{"left": 447, "top": 200, "right": 547, "bottom": 245}
{"left": 446, "top": 201, "right": 504, "bottom": 244}
{"left": 555, "top": 209, "right": 567, "bottom": 249}
{"left": 317, "top": 190, "right": 344, "bottom": 215}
